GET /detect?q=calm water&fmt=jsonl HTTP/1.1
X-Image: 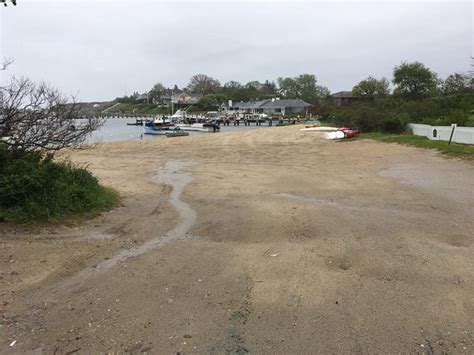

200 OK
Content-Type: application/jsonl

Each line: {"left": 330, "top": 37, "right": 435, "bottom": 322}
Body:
{"left": 84, "top": 118, "right": 270, "bottom": 143}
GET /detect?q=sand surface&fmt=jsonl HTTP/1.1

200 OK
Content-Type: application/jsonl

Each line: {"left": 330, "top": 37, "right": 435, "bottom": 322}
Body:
{"left": 1, "top": 126, "right": 473, "bottom": 354}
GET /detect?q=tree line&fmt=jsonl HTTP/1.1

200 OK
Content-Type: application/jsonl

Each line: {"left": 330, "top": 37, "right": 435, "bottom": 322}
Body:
{"left": 117, "top": 61, "right": 472, "bottom": 112}
{"left": 117, "top": 74, "right": 331, "bottom": 109}
{"left": 324, "top": 60, "right": 474, "bottom": 133}
{"left": 351, "top": 61, "right": 472, "bottom": 100}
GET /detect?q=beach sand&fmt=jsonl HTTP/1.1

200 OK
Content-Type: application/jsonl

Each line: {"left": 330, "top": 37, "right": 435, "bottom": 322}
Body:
{"left": 1, "top": 126, "right": 473, "bottom": 353}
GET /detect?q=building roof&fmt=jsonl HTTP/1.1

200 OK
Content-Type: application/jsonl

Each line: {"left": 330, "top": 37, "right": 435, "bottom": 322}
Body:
{"left": 225, "top": 98, "right": 311, "bottom": 109}
{"left": 136, "top": 93, "right": 148, "bottom": 101}
{"left": 173, "top": 92, "right": 202, "bottom": 99}
{"left": 260, "top": 99, "right": 311, "bottom": 109}
{"left": 331, "top": 91, "right": 355, "bottom": 98}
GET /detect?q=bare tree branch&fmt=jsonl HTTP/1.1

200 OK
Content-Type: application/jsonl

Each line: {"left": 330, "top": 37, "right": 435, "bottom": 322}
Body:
{"left": 0, "top": 0, "right": 17, "bottom": 7}
{"left": 1, "top": 77, "right": 104, "bottom": 153}
{"left": 0, "top": 58, "right": 14, "bottom": 71}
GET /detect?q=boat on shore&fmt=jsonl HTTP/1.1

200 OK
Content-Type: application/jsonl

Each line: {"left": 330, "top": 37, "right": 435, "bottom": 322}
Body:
{"left": 300, "top": 126, "right": 338, "bottom": 132}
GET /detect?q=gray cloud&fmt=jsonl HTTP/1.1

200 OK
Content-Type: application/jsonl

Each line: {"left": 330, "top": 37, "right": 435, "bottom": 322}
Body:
{"left": 1, "top": 0, "right": 472, "bottom": 101}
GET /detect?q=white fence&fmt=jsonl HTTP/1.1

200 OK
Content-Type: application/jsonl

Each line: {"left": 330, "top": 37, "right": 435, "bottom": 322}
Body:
{"left": 408, "top": 124, "right": 474, "bottom": 145}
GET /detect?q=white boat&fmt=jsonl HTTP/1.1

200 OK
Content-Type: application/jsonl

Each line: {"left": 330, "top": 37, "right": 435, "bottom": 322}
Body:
{"left": 144, "top": 125, "right": 183, "bottom": 135}
{"left": 152, "top": 116, "right": 173, "bottom": 125}
{"left": 325, "top": 131, "right": 346, "bottom": 140}
{"left": 170, "top": 110, "right": 186, "bottom": 121}
{"left": 175, "top": 123, "right": 216, "bottom": 132}
{"left": 300, "top": 126, "right": 338, "bottom": 132}
{"left": 144, "top": 117, "right": 180, "bottom": 135}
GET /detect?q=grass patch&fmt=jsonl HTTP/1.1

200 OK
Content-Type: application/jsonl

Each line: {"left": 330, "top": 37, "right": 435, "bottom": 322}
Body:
{"left": 360, "top": 132, "right": 474, "bottom": 158}
{"left": 0, "top": 144, "right": 119, "bottom": 223}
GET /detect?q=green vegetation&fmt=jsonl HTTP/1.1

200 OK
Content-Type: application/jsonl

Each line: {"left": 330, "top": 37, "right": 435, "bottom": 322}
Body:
{"left": 113, "top": 103, "right": 170, "bottom": 115}
{"left": 352, "top": 76, "right": 390, "bottom": 98}
{"left": 392, "top": 61, "right": 439, "bottom": 100}
{"left": 114, "top": 73, "right": 331, "bottom": 113}
{"left": 0, "top": 144, "right": 118, "bottom": 223}
{"left": 321, "top": 60, "right": 473, "bottom": 133}
{"left": 76, "top": 101, "right": 116, "bottom": 116}
{"left": 277, "top": 74, "right": 330, "bottom": 104}
{"left": 327, "top": 93, "right": 474, "bottom": 133}
{"left": 359, "top": 133, "right": 474, "bottom": 158}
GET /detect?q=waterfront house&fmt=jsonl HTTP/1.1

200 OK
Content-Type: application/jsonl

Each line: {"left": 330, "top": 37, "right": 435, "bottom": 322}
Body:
{"left": 172, "top": 92, "right": 202, "bottom": 105}
{"left": 221, "top": 98, "right": 311, "bottom": 116}
{"left": 136, "top": 93, "right": 148, "bottom": 103}
{"left": 330, "top": 91, "right": 360, "bottom": 106}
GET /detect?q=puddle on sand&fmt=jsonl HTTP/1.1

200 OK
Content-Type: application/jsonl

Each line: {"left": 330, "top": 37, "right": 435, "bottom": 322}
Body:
{"left": 92, "top": 161, "right": 196, "bottom": 270}
{"left": 48, "top": 161, "right": 196, "bottom": 295}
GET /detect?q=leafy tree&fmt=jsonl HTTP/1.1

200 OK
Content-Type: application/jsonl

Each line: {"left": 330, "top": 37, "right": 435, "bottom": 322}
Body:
{"left": 277, "top": 77, "right": 299, "bottom": 98}
{"left": 352, "top": 76, "right": 390, "bottom": 98}
{"left": 187, "top": 74, "right": 220, "bottom": 95}
{"left": 196, "top": 94, "right": 227, "bottom": 110}
{"left": 224, "top": 81, "right": 241, "bottom": 89}
{"left": 260, "top": 80, "right": 278, "bottom": 97}
{"left": 148, "top": 82, "right": 165, "bottom": 102}
{"left": 278, "top": 74, "right": 329, "bottom": 103}
{"left": 393, "top": 61, "right": 439, "bottom": 100}
{"left": 222, "top": 81, "right": 245, "bottom": 101}
{"left": 442, "top": 73, "right": 471, "bottom": 95}
{"left": 244, "top": 81, "right": 262, "bottom": 90}
{"left": 229, "top": 87, "right": 257, "bottom": 102}
{"left": 296, "top": 74, "right": 330, "bottom": 103}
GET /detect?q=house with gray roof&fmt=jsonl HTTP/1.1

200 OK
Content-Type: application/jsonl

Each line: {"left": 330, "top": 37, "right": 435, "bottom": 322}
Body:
{"left": 221, "top": 98, "right": 311, "bottom": 116}
{"left": 330, "top": 91, "right": 360, "bottom": 106}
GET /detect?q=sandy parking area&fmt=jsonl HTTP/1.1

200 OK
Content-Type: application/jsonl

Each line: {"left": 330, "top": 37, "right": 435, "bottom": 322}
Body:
{"left": 1, "top": 126, "right": 473, "bottom": 353}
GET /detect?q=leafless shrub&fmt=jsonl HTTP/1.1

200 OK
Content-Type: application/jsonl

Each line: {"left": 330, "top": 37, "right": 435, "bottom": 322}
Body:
{"left": 0, "top": 77, "right": 104, "bottom": 153}
{"left": 0, "top": 57, "right": 14, "bottom": 71}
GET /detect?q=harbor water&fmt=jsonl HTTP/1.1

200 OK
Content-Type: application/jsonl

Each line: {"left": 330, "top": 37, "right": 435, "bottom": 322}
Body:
{"left": 85, "top": 118, "right": 270, "bottom": 143}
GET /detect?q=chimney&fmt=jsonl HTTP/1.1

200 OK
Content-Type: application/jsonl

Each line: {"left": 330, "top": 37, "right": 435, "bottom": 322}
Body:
{"left": 228, "top": 100, "right": 233, "bottom": 108}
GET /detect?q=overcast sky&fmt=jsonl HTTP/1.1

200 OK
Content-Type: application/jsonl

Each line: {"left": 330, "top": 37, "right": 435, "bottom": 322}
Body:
{"left": 1, "top": 0, "right": 472, "bottom": 101}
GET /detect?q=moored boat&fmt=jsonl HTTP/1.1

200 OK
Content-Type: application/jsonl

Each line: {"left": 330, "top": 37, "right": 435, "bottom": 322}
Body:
{"left": 175, "top": 122, "right": 220, "bottom": 132}
{"left": 144, "top": 125, "right": 184, "bottom": 135}
{"left": 143, "top": 117, "right": 181, "bottom": 135}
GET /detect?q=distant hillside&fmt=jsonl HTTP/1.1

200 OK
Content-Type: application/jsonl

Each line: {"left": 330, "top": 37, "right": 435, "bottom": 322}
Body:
{"left": 106, "top": 103, "right": 171, "bottom": 115}
{"left": 74, "top": 101, "right": 173, "bottom": 116}
{"left": 75, "top": 101, "right": 116, "bottom": 116}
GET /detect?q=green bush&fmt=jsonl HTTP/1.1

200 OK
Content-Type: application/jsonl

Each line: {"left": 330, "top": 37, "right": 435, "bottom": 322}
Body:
{"left": 328, "top": 93, "right": 474, "bottom": 133}
{"left": 0, "top": 144, "right": 118, "bottom": 223}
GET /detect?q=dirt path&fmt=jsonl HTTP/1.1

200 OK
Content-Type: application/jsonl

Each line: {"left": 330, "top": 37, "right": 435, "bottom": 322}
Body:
{"left": 1, "top": 126, "right": 473, "bottom": 354}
